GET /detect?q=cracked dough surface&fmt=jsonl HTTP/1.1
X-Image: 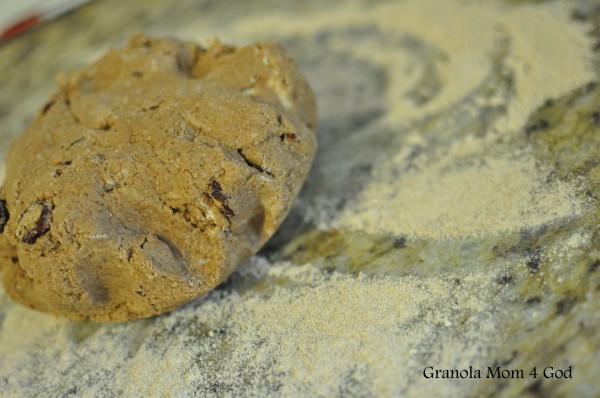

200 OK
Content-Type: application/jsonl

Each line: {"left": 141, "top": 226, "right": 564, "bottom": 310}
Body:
{"left": 0, "top": 34, "right": 316, "bottom": 321}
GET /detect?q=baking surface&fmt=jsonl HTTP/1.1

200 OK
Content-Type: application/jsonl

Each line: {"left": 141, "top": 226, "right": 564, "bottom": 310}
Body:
{"left": 0, "top": 0, "right": 599, "bottom": 397}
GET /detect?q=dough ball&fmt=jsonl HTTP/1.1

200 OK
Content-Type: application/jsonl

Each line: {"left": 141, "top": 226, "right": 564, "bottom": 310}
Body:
{"left": 0, "top": 34, "right": 316, "bottom": 321}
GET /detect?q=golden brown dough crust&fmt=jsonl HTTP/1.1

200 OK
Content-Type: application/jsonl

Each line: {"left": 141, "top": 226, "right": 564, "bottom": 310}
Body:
{"left": 0, "top": 34, "right": 316, "bottom": 321}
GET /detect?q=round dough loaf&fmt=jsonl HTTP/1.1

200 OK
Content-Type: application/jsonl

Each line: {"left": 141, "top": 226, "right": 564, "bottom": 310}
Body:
{"left": 0, "top": 34, "right": 316, "bottom": 321}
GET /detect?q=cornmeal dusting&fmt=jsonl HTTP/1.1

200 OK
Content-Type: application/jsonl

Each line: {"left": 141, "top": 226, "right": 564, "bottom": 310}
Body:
{"left": 336, "top": 138, "right": 589, "bottom": 239}
{"left": 0, "top": 259, "right": 502, "bottom": 397}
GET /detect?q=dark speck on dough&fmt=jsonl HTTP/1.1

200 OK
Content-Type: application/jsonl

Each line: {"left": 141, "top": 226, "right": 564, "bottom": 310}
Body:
{"left": 0, "top": 199, "right": 9, "bottom": 233}
{"left": 209, "top": 181, "right": 236, "bottom": 218}
{"left": 281, "top": 132, "right": 297, "bottom": 141}
{"left": 22, "top": 201, "right": 52, "bottom": 244}
{"left": 210, "top": 180, "right": 227, "bottom": 202}
{"left": 42, "top": 99, "right": 56, "bottom": 115}
{"left": 67, "top": 138, "right": 85, "bottom": 149}
{"left": 221, "top": 203, "right": 235, "bottom": 218}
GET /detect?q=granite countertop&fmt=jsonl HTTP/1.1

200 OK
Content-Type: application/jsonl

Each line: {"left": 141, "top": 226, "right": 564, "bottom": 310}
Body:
{"left": 1, "top": 0, "right": 600, "bottom": 397}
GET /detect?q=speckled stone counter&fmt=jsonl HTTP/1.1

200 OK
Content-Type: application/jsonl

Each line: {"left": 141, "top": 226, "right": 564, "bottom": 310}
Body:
{"left": 1, "top": 1, "right": 599, "bottom": 397}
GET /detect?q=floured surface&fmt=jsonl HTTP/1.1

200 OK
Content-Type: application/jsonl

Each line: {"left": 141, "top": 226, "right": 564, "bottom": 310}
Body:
{"left": 335, "top": 140, "right": 589, "bottom": 239}
{"left": 0, "top": 258, "right": 503, "bottom": 397}
{"left": 0, "top": 0, "right": 599, "bottom": 397}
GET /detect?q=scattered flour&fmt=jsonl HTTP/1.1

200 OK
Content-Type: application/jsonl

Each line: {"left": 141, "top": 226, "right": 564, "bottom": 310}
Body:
{"left": 0, "top": 259, "right": 503, "bottom": 397}
{"left": 335, "top": 138, "right": 588, "bottom": 239}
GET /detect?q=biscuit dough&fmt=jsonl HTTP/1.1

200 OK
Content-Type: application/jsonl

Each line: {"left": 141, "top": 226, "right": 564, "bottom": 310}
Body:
{"left": 0, "top": 34, "right": 316, "bottom": 321}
